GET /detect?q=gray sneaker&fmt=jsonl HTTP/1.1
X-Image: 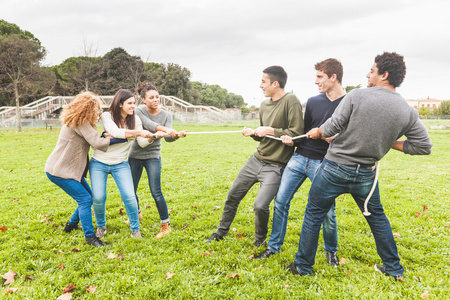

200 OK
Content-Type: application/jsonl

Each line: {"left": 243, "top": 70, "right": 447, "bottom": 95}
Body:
{"left": 131, "top": 230, "right": 142, "bottom": 239}
{"left": 96, "top": 226, "right": 107, "bottom": 239}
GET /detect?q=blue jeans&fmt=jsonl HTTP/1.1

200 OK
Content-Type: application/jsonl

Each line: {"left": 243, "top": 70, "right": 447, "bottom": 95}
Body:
{"left": 129, "top": 157, "right": 169, "bottom": 223}
{"left": 268, "top": 153, "right": 337, "bottom": 253}
{"left": 46, "top": 173, "right": 95, "bottom": 238}
{"left": 294, "top": 159, "right": 404, "bottom": 277}
{"left": 89, "top": 158, "right": 140, "bottom": 232}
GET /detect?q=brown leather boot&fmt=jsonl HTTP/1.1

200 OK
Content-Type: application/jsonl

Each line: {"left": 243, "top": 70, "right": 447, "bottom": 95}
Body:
{"left": 155, "top": 223, "right": 171, "bottom": 239}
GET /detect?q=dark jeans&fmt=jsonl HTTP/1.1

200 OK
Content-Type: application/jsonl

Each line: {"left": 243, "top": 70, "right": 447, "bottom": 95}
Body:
{"left": 216, "top": 155, "right": 283, "bottom": 241}
{"left": 294, "top": 159, "right": 404, "bottom": 277}
{"left": 129, "top": 157, "right": 169, "bottom": 222}
{"left": 268, "top": 153, "right": 337, "bottom": 253}
{"left": 46, "top": 173, "right": 95, "bottom": 238}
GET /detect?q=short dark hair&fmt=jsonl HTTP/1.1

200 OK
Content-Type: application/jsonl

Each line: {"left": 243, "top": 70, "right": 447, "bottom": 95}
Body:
{"left": 109, "top": 89, "right": 135, "bottom": 129}
{"left": 263, "top": 66, "right": 287, "bottom": 89}
{"left": 315, "top": 58, "right": 343, "bottom": 84}
{"left": 374, "top": 52, "right": 406, "bottom": 88}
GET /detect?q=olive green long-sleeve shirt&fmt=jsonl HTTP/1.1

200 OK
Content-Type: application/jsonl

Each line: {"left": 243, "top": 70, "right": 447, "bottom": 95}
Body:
{"left": 252, "top": 93, "right": 304, "bottom": 166}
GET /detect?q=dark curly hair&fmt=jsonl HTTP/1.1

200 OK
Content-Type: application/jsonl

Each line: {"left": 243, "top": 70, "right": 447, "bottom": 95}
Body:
{"left": 374, "top": 52, "right": 406, "bottom": 88}
{"left": 138, "top": 82, "right": 158, "bottom": 99}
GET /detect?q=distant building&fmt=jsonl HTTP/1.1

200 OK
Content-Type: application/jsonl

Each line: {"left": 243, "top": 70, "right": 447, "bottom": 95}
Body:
{"left": 246, "top": 110, "right": 260, "bottom": 120}
{"left": 406, "top": 97, "right": 443, "bottom": 111}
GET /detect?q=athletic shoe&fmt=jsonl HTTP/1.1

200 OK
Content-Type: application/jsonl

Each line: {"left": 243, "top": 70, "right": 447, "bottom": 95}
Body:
{"left": 374, "top": 264, "right": 403, "bottom": 281}
{"left": 205, "top": 232, "right": 223, "bottom": 243}
{"left": 326, "top": 251, "right": 339, "bottom": 267}
{"left": 96, "top": 226, "right": 107, "bottom": 239}
{"left": 255, "top": 248, "right": 276, "bottom": 259}
{"left": 63, "top": 222, "right": 80, "bottom": 233}
{"left": 85, "top": 236, "right": 108, "bottom": 247}
{"left": 131, "top": 230, "right": 142, "bottom": 238}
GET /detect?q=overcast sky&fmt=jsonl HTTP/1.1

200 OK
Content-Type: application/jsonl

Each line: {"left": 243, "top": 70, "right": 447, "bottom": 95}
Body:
{"left": 2, "top": 0, "right": 450, "bottom": 106}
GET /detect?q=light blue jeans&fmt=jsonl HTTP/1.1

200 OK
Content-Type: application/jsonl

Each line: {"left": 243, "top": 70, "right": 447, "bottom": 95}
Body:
{"left": 129, "top": 157, "right": 170, "bottom": 223}
{"left": 89, "top": 158, "right": 140, "bottom": 232}
{"left": 294, "top": 159, "right": 404, "bottom": 277}
{"left": 268, "top": 153, "right": 337, "bottom": 253}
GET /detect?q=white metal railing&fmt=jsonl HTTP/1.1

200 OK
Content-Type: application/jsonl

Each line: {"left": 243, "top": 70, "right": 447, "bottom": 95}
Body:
{"left": 0, "top": 94, "right": 242, "bottom": 126}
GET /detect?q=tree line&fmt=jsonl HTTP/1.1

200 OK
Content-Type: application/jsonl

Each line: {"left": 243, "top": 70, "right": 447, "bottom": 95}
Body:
{"left": 0, "top": 20, "right": 246, "bottom": 110}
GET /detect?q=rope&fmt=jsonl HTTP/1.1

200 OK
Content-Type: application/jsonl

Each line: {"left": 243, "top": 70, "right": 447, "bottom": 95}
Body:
{"left": 152, "top": 131, "right": 307, "bottom": 141}
{"left": 363, "top": 161, "right": 380, "bottom": 217}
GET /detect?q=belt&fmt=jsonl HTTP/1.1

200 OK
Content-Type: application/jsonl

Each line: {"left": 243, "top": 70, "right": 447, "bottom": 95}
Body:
{"left": 343, "top": 163, "right": 375, "bottom": 169}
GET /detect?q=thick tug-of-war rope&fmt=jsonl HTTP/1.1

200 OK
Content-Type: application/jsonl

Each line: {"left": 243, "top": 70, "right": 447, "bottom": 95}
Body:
{"left": 152, "top": 130, "right": 376, "bottom": 216}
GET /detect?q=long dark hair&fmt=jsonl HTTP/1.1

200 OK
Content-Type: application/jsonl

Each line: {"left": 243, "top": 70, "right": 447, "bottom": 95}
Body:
{"left": 108, "top": 89, "right": 136, "bottom": 129}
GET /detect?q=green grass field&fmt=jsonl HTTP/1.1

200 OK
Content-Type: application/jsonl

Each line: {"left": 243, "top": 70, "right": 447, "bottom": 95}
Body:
{"left": 0, "top": 119, "right": 449, "bottom": 299}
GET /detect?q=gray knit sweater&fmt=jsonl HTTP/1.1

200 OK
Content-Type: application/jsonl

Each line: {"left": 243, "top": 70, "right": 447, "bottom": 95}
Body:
{"left": 322, "top": 87, "right": 432, "bottom": 165}
{"left": 129, "top": 106, "right": 175, "bottom": 160}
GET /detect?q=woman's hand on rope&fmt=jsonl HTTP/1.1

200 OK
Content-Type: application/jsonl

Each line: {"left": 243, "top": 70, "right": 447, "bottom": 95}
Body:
{"left": 177, "top": 131, "right": 187, "bottom": 138}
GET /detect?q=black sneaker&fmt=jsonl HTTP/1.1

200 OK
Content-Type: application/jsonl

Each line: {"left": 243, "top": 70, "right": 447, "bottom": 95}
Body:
{"left": 255, "top": 248, "right": 276, "bottom": 259}
{"left": 326, "top": 251, "right": 339, "bottom": 267}
{"left": 374, "top": 264, "right": 403, "bottom": 281}
{"left": 63, "top": 222, "right": 80, "bottom": 233}
{"left": 205, "top": 233, "right": 223, "bottom": 243}
{"left": 253, "top": 239, "right": 267, "bottom": 247}
{"left": 85, "top": 236, "right": 108, "bottom": 247}
{"left": 284, "top": 262, "right": 301, "bottom": 275}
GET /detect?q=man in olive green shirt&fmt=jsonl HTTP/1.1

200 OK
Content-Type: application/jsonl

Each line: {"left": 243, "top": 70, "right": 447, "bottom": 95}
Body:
{"left": 206, "top": 66, "right": 304, "bottom": 246}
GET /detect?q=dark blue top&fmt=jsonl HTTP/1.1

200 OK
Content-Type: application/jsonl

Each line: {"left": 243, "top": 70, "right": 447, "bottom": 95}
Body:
{"left": 296, "top": 93, "right": 344, "bottom": 160}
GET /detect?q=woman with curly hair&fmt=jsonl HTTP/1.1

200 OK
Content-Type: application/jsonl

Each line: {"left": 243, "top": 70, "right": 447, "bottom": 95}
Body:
{"left": 45, "top": 92, "right": 116, "bottom": 247}
{"left": 129, "top": 83, "right": 186, "bottom": 239}
{"left": 90, "top": 89, "right": 174, "bottom": 239}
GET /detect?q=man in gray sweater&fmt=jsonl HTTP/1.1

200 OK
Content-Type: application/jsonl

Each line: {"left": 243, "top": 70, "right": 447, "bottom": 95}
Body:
{"left": 287, "top": 52, "right": 432, "bottom": 280}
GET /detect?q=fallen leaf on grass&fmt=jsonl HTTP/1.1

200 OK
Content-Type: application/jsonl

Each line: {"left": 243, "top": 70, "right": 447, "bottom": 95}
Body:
{"left": 0, "top": 226, "right": 6, "bottom": 232}
{"left": 70, "top": 248, "right": 79, "bottom": 252}
{"left": 339, "top": 258, "right": 346, "bottom": 265}
{"left": 58, "top": 249, "right": 64, "bottom": 255}
{"left": 119, "top": 208, "right": 124, "bottom": 215}
{"left": 213, "top": 206, "right": 221, "bottom": 210}
{"left": 25, "top": 275, "right": 34, "bottom": 280}
{"left": 191, "top": 205, "right": 198, "bottom": 209}
{"left": 229, "top": 273, "right": 239, "bottom": 278}
{"left": 181, "top": 224, "right": 190, "bottom": 230}
{"left": 1, "top": 270, "right": 16, "bottom": 285}
{"left": 257, "top": 265, "right": 263, "bottom": 270}
{"left": 419, "top": 292, "right": 429, "bottom": 298}
{"left": 415, "top": 212, "right": 422, "bottom": 217}
{"left": 283, "top": 285, "right": 290, "bottom": 289}
{"left": 346, "top": 269, "right": 351, "bottom": 276}
{"left": 168, "top": 208, "right": 174, "bottom": 212}
{"left": 57, "top": 293, "right": 72, "bottom": 300}
{"left": 236, "top": 233, "right": 243, "bottom": 238}
{"left": 118, "top": 253, "right": 124, "bottom": 260}
{"left": 166, "top": 272, "right": 174, "bottom": 280}
{"left": 423, "top": 205, "right": 428, "bottom": 211}
{"left": 6, "top": 288, "right": 18, "bottom": 294}
{"left": 201, "top": 250, "right": 213, "bottom": 257}
{"left": 59, "top": 263, "right": 64, "bottom": 270}
{"left": 107, "top": 253, "right": 116, "bottom": 259}
{"left": 248, "top": 255, "right": 254, "bottom": 260}
{"left": 52, "top": 223, "right": 58, "bottom": 227}
{"left": 12, "top": 199, "right": 19, "bottom": 202}
{"left": 194, "top": 213, "right": 198, "bottom": 220}
{"left": 86, "top": 286, "right": 96, "bottom": 294}
{"left": 62, "top": 284, "right": 76, "bottom": 293}
{"left": 146, "top": 205, "right": 151, "bottom": 209}
{"left": 393, "top": 233, "right": 401, "bottom": 238}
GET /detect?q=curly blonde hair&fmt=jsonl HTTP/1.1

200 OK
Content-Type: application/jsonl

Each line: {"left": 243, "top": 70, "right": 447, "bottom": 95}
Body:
{"left": 60, "top": 92, "right": 102, "bottom": 128}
